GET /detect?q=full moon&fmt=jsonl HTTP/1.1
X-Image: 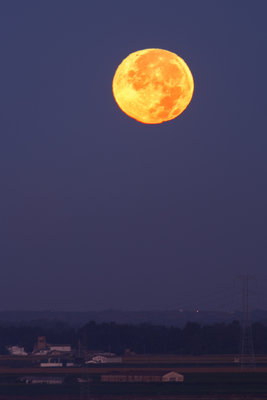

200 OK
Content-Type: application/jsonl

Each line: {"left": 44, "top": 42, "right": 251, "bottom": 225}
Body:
{"left": 112, "top": 48, "right": 194, "bottom": 124}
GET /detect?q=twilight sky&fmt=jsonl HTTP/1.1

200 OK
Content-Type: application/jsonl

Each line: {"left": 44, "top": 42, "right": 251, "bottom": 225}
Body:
{"left": 1, "top": 0, "right": 267, "bottom": 312}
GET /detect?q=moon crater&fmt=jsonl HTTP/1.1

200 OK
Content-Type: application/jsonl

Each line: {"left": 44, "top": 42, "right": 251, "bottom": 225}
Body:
{"left": 112, "top": 48, "right": 194, "bottom": 124}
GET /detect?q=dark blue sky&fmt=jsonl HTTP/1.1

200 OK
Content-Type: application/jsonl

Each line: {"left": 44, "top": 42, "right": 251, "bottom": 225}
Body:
{"left": 1, "top": 0, "right": 267, "bottom": 311}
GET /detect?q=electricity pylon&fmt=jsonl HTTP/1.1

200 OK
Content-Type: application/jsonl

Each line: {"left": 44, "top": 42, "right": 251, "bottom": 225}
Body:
{"left": 239, "top": 274, "right": 255, "bottom": 368}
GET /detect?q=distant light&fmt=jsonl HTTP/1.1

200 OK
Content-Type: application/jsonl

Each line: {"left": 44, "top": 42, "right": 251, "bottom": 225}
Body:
{"left": 196, "top": 308, "right": 199, "bottom": 313}
{"left": 178, "top": 308, "right": 183, "bottom": 313}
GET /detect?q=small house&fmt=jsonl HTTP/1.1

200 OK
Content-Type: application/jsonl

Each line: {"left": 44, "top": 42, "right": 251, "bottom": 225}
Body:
{"left": 7, "top": 346, "right": 27, "bottom": 356}
{"left": 162, "top": 371, "right": 184, "bottom": 382}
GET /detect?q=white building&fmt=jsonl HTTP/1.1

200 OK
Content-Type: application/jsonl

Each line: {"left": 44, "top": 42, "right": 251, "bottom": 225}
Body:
{"left": 162, "top": 371, "right": 184, "bottom": 382}
{"left": 49, "top": 345, "right": 71, "bottom": 353}
{"left": 86, "top": 355, "right": 122, "bottom": 364}
{"left": 34, "top": 345, "right": 71, "bottom": 356}
{"left": 40, "top": 357, "right": 74, "bottom": 367}
{"left": 40, "top": 361, "right": 63, "bottom": 367}
{"left": 7, "top": 346, "right": 27, "bottom": 356}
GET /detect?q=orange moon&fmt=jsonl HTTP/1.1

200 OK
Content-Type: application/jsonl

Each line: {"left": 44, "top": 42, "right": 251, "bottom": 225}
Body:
{"left": 112, "top": 48, "right": 194, "bottom": 124}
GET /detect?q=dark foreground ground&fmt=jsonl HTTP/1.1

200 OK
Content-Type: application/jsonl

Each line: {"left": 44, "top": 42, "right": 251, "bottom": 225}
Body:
{"left": 2, "top": 397, "right": 267, "bottom": 400}
{"left": 2, "top": 371, "right": 267, "bottom": 397}
{"left": 2, "top": 391, "right": 267, "bottom": 400}
{"left": 1, "top": 355, "right": 267, "bottom": 398}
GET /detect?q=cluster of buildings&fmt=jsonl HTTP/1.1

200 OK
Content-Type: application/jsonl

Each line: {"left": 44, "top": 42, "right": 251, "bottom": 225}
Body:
{"left": 33, "top": 336, "right": 72, "bottom": 356}
{"left": 6, "top": 336, "right": 185, "bottom": 385}
{"left": 7, "top": 336, "right": 74, "bottom": 367}
{"left": 7, "top": 336, "right": 72, "bottom": 358}
{"left": 19, "top": 371, "right": 184, "bottom": 385}
{"left": 7, "top": 337, "right": 122, "bottom": 366}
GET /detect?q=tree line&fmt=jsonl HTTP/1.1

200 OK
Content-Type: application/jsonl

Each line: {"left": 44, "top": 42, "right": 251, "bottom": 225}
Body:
{"left": 79, "top": 320, "right": 241, "bottom": 354}
{"left": 0, "top": 320, "right": 267, "bottom": 355}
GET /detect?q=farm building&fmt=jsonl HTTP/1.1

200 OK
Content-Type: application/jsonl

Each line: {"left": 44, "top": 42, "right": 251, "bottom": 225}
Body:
{"left": 162, "top": 371, "right": 184, "bottom": 382}
{"left": 20, "top": 376, "right": 64, "bottom": 385}
{"left": 33, "top": 336, "right": 71, "bottom": 355}
{"left": 49, "top": 344, "right": 71, "bottom": 352}
{"left": 101, "top": 371, "right": 184, "bottom": 383}
{"left": 40, "top": 357, "right": 74, "bottom": 367}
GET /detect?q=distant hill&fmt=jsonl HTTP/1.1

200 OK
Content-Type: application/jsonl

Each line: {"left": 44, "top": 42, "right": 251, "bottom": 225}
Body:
{"left": 1, "top": 309, "right": 267, "bottom": 327}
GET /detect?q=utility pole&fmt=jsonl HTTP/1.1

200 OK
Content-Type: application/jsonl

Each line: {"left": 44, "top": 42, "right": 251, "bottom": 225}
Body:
{"left": 239, "top": 274, "right": 255, "bottom": 368}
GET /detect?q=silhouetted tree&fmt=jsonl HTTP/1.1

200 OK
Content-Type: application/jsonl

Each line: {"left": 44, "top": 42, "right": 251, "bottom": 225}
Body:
{"left": 2, "top": 319, "right": 267, "bottom": 355}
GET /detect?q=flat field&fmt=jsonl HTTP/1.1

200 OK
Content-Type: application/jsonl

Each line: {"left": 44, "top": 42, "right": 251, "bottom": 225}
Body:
{"left": 1, "top": 354, "right": 267, "bottom": 396}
